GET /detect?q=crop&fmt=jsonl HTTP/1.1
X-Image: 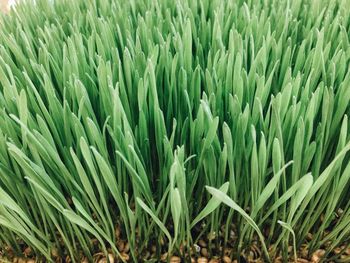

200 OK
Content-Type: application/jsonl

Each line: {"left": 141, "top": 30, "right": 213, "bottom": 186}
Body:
{"left": 0, "top": 0, "right": 350, "bottom": 262}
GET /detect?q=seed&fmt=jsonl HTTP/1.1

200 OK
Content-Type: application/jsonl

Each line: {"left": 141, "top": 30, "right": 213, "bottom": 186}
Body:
{"left": 121, "top": 252, "right": 129, "bottom": 261}
{"left": 98, "top": 254, "right": 115, "bottom": 263}
{"left": 274, "top": 257, "right": 282, "bottom": 263}
{"left": 311, "top": 249, "right": 325, "bottom": 263}
{"left": 306, "top": 233, "right": 313, "bottom": 241}
{"left": 51, "top": 248, "right": 59, "bottom": 258}
{"left": 246, "top": 250, "right": 254, "bottom": 260}
{"left": 108, "top": 253, "right": 115, "bottom": 263}
{"left": 115, "top": 227, "right": 121, "bottom": 238}
{"left": 300, "top": 244, "right": 308, "bottom": 258}
{"left": 151, "top": 245, "right": 156, "bottom": 253}
{"left": 124, "top": 243, "right": 130, "bottom": 252}
{"left": 161, "top": 253, "right": 168, "bottom": 262}
{"left": 334, "top": 247, "right": 342, "bottom": 254}
{"left": 201, "top": 248, "right": 208, "bottom": 257}
{"left": 224, "top": 248, "right": 232, "bottom": 256}
{"left": 223, "top": 256, "right": 232, "bottom": 263}
{"left": 23, "top": 247, "right": 32, "bottom": 256}
{"left": 197, "top": 257, "right": 208, "bottom": 263}
{"left": 207, "top": 232, "right": 216, "bottom": 240}
{"left": 179, "top": 244, "right": 185, "bottom": 253}
{"left": 198, "top": 240, "right": 207, "bottom": 247}
{"left": 170, "top": 256, "right": 181, "bottom": 263}
{"left": 117, "top": 240, "right": 125, "bottom": 251}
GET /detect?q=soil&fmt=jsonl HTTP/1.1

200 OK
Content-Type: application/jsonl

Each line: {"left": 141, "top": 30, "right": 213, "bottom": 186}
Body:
{"left": 1, "top": 229, "right": 350, "bottom": 263}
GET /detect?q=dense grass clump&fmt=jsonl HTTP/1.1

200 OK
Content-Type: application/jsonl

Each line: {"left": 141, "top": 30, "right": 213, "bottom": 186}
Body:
{"left": 0, "top": 0, "right": 350, "bottom": 261}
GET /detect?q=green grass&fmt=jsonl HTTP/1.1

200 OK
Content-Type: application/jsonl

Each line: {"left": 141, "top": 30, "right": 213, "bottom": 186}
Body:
{"left": 0, "top": 0, "right": 350, "bottom": 262}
